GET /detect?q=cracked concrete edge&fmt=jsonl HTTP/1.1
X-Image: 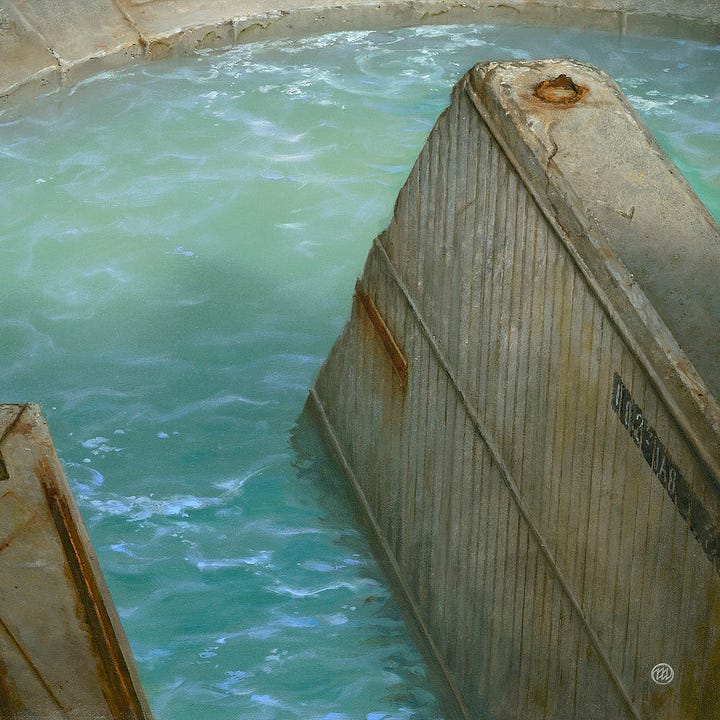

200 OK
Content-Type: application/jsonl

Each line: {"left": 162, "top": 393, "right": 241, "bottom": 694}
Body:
{"left": 1, "top": 0, "right": 719, "bottom": 105}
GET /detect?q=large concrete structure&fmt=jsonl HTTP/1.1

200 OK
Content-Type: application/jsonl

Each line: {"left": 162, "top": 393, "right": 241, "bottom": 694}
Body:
{"left": 309, "top": 59, "right": 720, "bottom": 719}
{"left": 2, "top": 2, "right": 718, "bottom": 717}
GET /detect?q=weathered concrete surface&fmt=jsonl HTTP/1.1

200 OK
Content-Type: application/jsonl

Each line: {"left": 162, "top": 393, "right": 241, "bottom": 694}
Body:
{"left": 10, "top": 0, "right": 140, "bottom": 62}
{"left": 309, "top": 59, "right": 720, "bottom": 719}
{"left": 1, "top": 0, "right": 719, "bottom": 102}
{"left": 0, "top": 404, "right": 153, "bottom": 719}
{"left": 0, "top": 4, "right": 59, "bottom": 101}
{"left": 468, "top": 58, "right": 720, "bottom": 480}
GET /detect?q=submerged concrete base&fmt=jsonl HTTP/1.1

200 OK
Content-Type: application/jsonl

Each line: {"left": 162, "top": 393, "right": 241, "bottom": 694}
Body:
{"left": 0, "top": 404, "right": 153, "bottom": 719}
{"left": 310, "top": 59, "right": 720, "bottom": 719}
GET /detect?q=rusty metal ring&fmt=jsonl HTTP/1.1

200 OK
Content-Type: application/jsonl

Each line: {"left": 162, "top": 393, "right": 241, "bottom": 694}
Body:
{"left": 534, "top": 74, "right": 588, "bottom": 105}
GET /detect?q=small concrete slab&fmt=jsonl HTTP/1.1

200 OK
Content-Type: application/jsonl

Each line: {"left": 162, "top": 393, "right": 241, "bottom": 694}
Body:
{"left": 0, "top": 404, "right": 153, "bottom": 718}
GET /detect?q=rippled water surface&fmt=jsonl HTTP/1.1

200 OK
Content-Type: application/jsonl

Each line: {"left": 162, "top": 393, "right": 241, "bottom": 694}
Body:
{"left": 1, "top": 23, "right": 718, "bottom": 720}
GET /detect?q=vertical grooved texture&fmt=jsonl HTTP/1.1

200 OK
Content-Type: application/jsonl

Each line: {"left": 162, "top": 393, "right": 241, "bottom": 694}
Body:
{"left": 312, "top": 75, "right": 720, "bottom": 720}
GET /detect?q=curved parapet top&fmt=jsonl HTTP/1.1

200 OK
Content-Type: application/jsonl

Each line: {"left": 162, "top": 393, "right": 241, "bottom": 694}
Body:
{"left": 1, "top": 0, "right": 719, "bottom": 104}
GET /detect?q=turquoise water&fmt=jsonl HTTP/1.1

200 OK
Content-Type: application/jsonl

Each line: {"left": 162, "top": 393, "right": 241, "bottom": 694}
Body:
{"left": 1, "top": 22, "right": 718, "bottom": 720}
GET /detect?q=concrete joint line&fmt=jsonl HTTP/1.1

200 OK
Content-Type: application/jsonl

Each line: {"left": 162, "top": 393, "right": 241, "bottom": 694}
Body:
{"left": 111, "top": 0, "right": 146, "bottom": 46}
{"left": 372, "top": 234, "right": 643, "bottom": 720}
{"left": 0, "top": 403, "right": 27, "bottom": 447}
{"left": 0, "top": 614, "right": 67, "bottom": 712}
{"left": 4, "top": 0, "right": 60, "bottom": 65}
{"left": 0, "top": 404, "right": 26, "bottom": 483}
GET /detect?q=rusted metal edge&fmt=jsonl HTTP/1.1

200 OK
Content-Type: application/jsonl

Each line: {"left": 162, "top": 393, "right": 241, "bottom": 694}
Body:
{"left": 369, "top": 235, "right": 644, "bottom": 720}
{"left": 36, "top": 455, "right": 151, "bottom": 720}
{"left": 355, "top": 279, "right": 408, "bottom": 387}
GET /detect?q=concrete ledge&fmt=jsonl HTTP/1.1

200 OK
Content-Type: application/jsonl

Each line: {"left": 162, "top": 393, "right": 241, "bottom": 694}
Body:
{"left": 1, "top": 0, "right": 719, "bottom": 103}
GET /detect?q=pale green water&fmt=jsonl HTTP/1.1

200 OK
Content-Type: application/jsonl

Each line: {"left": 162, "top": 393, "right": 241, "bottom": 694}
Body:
{"left": 0, "top": 22, "right": 718, "bottom": 720}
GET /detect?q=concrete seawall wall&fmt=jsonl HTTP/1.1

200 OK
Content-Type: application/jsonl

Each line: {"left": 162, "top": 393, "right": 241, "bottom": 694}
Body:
{"left": 309, "top": 59, "right": 720, "bottom": 719}
{"left": 1, "top": 0, "right": 719, "bottom": 104}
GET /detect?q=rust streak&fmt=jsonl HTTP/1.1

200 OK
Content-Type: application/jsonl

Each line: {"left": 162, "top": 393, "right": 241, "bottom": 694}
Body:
{"left": 355, "top": 280, "right": 408, "bottom": 387}
{"left": 38, "top": 458, "right": 147, "bottom": 719}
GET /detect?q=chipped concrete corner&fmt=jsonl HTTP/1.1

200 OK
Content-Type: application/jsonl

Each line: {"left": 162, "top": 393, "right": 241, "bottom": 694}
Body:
{"left": 0, "top": 403, "right": 154, "bottom": 719}
{"left": 309, "top": 59, "right": 720, "bottom": 719}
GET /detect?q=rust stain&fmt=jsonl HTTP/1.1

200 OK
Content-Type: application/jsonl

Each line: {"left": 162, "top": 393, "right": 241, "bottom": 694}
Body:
{"left": 534, "top": 74, "right": 588, "bottom": 106}
{"left": 355, "top": 280, "right": 408, "bottom": 387}
{"left": 36, "top": 457, "right": 149, "bottom": 720}
{"left": 11, "top": 419, "right": 35, "bottom": 437}
{"left": 0, "top": 654, "right": 26, "bottom": 718}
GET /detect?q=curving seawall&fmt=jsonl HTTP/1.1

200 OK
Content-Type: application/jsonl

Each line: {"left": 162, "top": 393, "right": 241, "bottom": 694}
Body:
{"left": 1, "top": 0, "right": 719, "bottom": 104}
